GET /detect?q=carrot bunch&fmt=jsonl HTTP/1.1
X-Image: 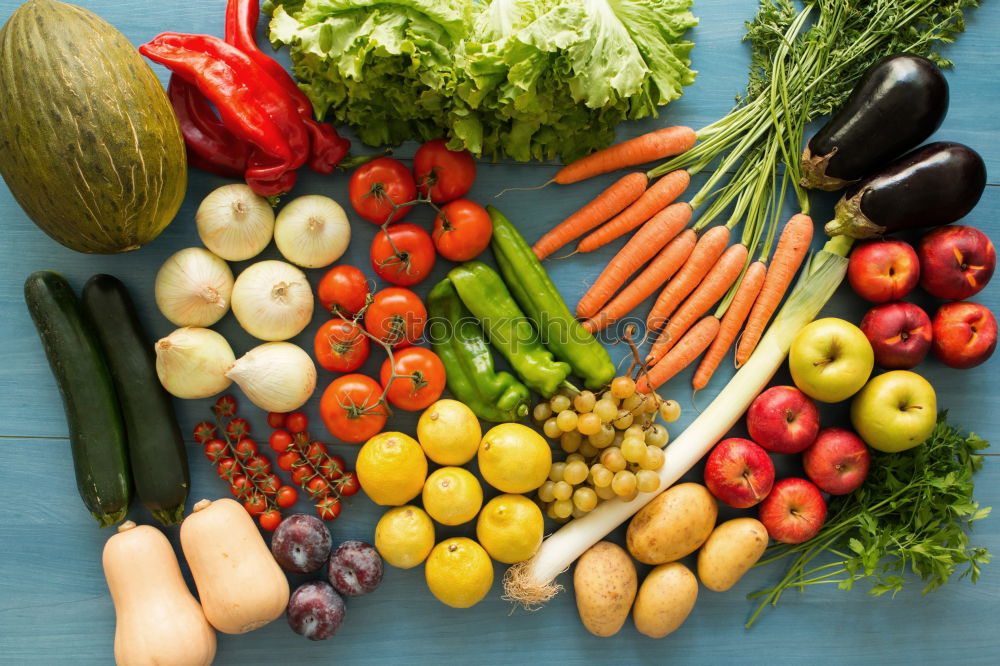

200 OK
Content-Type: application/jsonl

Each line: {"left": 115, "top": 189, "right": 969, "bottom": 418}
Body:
{"left": 528, "top": 125, "right": 818, "bottom": 394}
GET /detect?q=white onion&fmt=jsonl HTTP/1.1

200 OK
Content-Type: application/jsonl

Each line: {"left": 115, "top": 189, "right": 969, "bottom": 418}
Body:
{"left": 274, "top": 194, "right": 351, "bottom": 268}
{"left": 196, "top": 184, "right": 275, "bottom": 261}
{"left": 154, "top": 327, "right": 235, "bottom": 399}
{"left": 231, "top": 260, "right": 314, "bottom": 341}
{"left": 154, "top": 247, "right": 234, "bottom": 327}
{"left": 226, "top": 342, "right": 316, "bottom": 412}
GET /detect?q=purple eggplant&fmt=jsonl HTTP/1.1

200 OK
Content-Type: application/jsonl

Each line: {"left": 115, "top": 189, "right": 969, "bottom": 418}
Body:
{"left": 802, "top": 54, "right": 948, "bottom": 191}
{"left": 824, "top": 142, "right": 986, "bottom": 239}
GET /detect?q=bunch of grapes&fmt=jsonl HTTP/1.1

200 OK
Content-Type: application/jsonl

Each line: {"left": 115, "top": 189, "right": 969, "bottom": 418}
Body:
{"left": 532, "top": 376, "right": 681, "bottom": 521}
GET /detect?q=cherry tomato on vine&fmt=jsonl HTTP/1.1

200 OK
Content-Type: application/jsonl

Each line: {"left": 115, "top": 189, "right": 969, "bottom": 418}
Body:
{"left": 267, "top": 412, "right": 287, "bottom": 429}
{"left": 230, "top": 475, "right": 251, "bottom": 498}
{"left": 260, "top": 474, "right": 282, "bottom": 495}
{"left": 259, "top": 509, "right": 282, "bottom": 531}
{"left": 314, "top": 319, "right": 370, "bottom": 373}
{"left": 225, "top": 417, "right": 251, "bottom": 440}
{"left": 276, "top": 485, "right": 299, "bottom": 508}
{"left": 193, "top": 421, "right": 216, "bottom": 443}
{"left": 234, "top": 438, "right": 258, "bottom": 459}
{"left": 291, "top": 465, "right": 313, "bottom": 486}
{"left": 317, "top": 264, "right": 370, "bottom": 316}
{"left": 286, "top": 412, "right": 309, "bottom": 434}
{"left": 316, "top": 496, "right": 342, "bottom": 521}
{"left": 370, "top": 223, "right": 436, "bottom": 287}
{"left": 276, "top": 450, "right": 301, "bottom": 471}
{"left": 413, "top": 139, "right": 476, "bottom": 203}
{"left": 432, "top": 199, "right": 493, "bottom": 262}
{"left": 364, "top": 287, "right": 426, "bottom": 348}
{"left": 216, "top": 458, "right": 238, "bottom": 479}
{"left": 246, "top": 455, "right": 272, "bottom": 477}
{"left": 244, "top": 494, "right": 268, "bottom": 516}
{"left": 306, "top": 442, "right": 328, "bottom": 462}
{"left": 321, "top": 454, "right": 345, "bottom": 480}
{"left": 348, "top": 157, "right": 416, "bottom": 224}
{"left": 269, "top": 429, "right": 293, "bottom": 453}
{"left": 307, "top": 477, "right": 331, "bottom": 498}
{"left": 203, "top": 439, "right": 227, "bottom": 462}
{"left": 379, "top": 347, "right": 446, "bottom": 411}
{"left": 320, "top": 374, "right": 388, "bottom": 443}
{"left": 339, "top": 471, "right": 361, "bottom": 496}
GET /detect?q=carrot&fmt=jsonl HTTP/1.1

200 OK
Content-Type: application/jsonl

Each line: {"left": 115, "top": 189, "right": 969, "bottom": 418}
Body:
{"left": 692, "top": 260, "right": 767, "bottom": 391}
{"left": 582, "top": 229, "right": 697, "bottom": 333}
{"left": 636, "top": 316, "right": 720, "bottom": 392}
{"left": 532, "top": 173, "right": 648, "bottom": 260}
{"left": 576, "top": 203, "right": 692, "bottom": 319}
{"left": 645, "top": 225, "right": 730, "bottom": 331}
{"left": 646, "top": 243, "right": 748, "bottom": 365}
{"left": 553, "top": 126, "right": 697, "bottom": 185}
{"left": 577, "top": 169, "right": 690, "bottom": 253}
{"left": 735, "top": 214, "right": 814, "bottom": 367}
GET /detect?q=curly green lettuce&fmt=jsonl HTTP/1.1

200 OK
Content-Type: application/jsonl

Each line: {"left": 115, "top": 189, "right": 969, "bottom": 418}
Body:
{"left": 266, "top": 0, "right": 697, "bottom": 161}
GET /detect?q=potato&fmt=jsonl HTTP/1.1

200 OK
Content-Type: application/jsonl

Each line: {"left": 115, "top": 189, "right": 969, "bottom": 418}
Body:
{"left": 697, "top": 517, "right": 769, "bottom": 592}
{"left": 633, "top": 562, "right": 698, "bottom": 639}
{"left": 573, "top": 541, "right": 637, "bottom": 637}
{"left": 626, "top": 483, "right": 718, "bottom": 564}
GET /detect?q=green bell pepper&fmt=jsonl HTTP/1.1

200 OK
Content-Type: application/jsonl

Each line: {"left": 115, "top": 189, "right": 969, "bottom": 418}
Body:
{"left": 448, "top": 261, "right": 571, "bottom": 398}
{"left": 426, "top": 279, "right": 530, "bottom": 423}
{"left": 488, "top": 205, "right": 616, "bottom": 391}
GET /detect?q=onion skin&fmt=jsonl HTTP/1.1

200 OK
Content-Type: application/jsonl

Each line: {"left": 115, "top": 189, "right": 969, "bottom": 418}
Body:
{"left": 824, "top": 142, "right": 986, "bottom": 240}
{"left": 802, "top": 54, "right": 948, "bottom": 191}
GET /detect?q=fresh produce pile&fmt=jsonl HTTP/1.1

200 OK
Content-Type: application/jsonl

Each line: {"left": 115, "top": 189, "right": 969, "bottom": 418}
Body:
{"left": 3, "top": 0, "right": 998, "bottom": 660}
{"left": 264, "top": 0, "right": 698, "bottom": 161}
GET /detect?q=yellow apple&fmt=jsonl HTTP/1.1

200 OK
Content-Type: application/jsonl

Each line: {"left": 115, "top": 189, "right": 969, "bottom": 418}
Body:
{"left": 850, "top": 370, "right": 937, "bottom": 453}
{"left": 789, "top": 318, "right": 874, "bottom": 403}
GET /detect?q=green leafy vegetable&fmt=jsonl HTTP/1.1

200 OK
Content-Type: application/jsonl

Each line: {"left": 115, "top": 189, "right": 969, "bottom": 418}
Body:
{"left": 264, "top": 0, "right": 697, "bottom": 161}
{"left": 747, "top": 413, "right": 992, "bottom": 627}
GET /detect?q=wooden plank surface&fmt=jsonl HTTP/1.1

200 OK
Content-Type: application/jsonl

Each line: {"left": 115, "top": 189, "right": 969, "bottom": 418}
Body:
{"left": 1, "top": 1, "right": 999, "bottom": 663}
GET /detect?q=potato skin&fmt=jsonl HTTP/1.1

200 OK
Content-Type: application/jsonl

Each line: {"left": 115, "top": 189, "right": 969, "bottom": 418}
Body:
{"left": 626, "top": 483, "right": 718, "bottom": 564}
{"left": 633, "top": 562, "right": 698, "bottom": 639}
{"left": 697, "top": 517, "right": 769, "bottom": 592}
{"left": 573, "top": 541, "right": 637, "bottom": 637}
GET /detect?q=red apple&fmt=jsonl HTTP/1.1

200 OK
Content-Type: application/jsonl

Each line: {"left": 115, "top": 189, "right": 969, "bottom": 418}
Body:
{"left": 859, "top": 302, "right": 933, "bottom": 369}
{"left": 746, "top": 386, "right": 820, "bottom": 454}
{"left": 802, "top": 428, "right": 871, "bottom": 495}
{"left": 704, "top": 438, "right": 775, "bottom": 508}
{"left": 931, "top": 301, "right": 997, "bottom": 369}
{"left": 758, "top": 478, "right": 827, "bottom": 544}
{"left": 847, "top": 239, "right": 920, "bottom": 303}
{"left": 917, "top": 225, "right": 995, "bottom": 300}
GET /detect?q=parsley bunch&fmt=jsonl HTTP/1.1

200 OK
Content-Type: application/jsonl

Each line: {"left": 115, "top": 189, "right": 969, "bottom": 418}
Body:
{"left": 747, "top": 413, "right": 992, "bottom": 627}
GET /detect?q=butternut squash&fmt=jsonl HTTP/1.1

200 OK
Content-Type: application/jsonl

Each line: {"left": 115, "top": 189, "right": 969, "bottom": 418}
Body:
{"left": 180, "top": 498, "right": 289, "bottom": 634}
{"left": 102, "top": 521, "right": 216, "bottom": 666}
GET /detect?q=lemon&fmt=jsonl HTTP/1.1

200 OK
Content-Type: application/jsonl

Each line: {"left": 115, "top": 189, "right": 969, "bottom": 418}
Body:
{"left": 375, "top": 505, "right": 435, "bottom": 569}
{"left": 356, "top": 432, "right": 427, "bottom": 506}
{"left": 476, "top": 494, "right": 544, "bottom": 564}
{"left": 422, "top": 467, "right": 483, "bottom": 526}
{"left": 478, "top": 423, "right": 551, "bottom": 493}
{"left": 425, "top": 537, "right": 494, "bottom": 608}
{"left": 417, "top": 399, "right": 482, "bottom": 465}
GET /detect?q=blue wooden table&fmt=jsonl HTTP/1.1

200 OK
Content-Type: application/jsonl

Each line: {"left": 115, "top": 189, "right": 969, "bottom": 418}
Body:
{"left": 2, "top": 1, "right": 998, "bottom": 663}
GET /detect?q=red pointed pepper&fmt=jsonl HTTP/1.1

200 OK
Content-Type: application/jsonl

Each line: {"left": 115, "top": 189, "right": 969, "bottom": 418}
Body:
{"left": 139, "top": 33, "right": 309, "bottom": 186}
{"left": 167, "top": 74, "right": 249, "bottom": 179}
{"left": 224, "top": 0, "right": 350, "bottom": 174}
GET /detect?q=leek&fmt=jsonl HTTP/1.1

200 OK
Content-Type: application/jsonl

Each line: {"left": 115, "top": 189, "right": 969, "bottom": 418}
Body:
{"left": 504, "top": 236, "right": 853, "bottom": 607}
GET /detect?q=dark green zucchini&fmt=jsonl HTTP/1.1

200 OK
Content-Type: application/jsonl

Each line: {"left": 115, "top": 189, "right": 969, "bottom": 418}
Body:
{"left": 82, "top": 274, "right": 189, "bottom": 526}
{"left": 24, "top": 271, "right": 130, "bottom": 526}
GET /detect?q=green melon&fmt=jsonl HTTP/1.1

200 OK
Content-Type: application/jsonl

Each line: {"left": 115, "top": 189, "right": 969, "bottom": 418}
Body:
{"left": 0, "top": 0, "right": 186, "bottom": 254}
